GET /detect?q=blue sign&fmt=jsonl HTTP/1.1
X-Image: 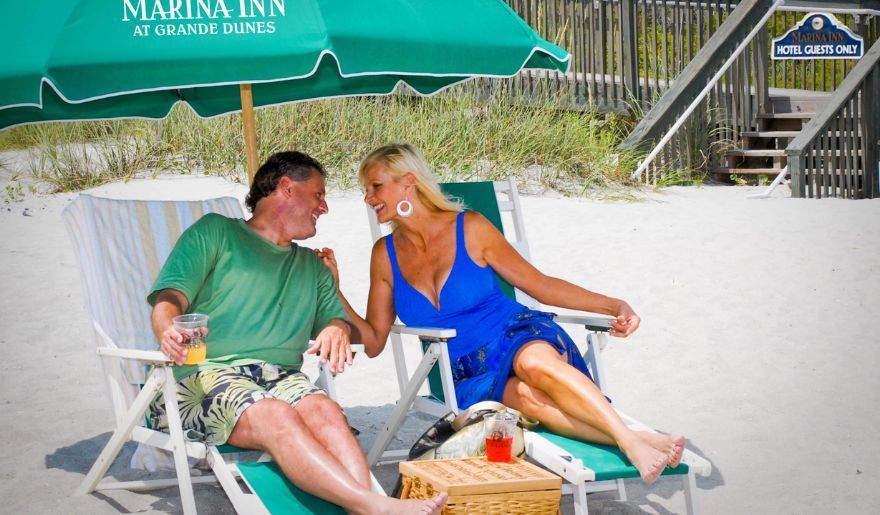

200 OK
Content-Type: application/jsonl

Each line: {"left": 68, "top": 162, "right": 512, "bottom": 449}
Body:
{"left": 772, "top": 12, "right": 864, "bottom": 60}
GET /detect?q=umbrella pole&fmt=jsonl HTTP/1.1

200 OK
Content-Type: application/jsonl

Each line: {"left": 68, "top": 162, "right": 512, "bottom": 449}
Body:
{"left": 239, "top": 84, "right": 259, "bottom": 184}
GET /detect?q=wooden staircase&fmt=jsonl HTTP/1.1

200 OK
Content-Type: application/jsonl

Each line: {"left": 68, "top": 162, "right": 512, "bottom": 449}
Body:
{"left": 714, "top": 93, "right": 829, "bottom": 182}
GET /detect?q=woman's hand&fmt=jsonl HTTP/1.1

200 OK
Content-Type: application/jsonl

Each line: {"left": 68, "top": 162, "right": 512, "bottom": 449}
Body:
{"left": 315, "top": 247, "right": 340, "bottom": 287}
{"left": 610, "top": 301, "right": 640, "bottom": 338}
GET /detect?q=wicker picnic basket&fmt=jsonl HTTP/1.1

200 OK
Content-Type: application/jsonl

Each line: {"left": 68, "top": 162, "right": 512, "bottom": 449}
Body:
{"left": 399, "top": 457, "right": 561, "bottom": 515}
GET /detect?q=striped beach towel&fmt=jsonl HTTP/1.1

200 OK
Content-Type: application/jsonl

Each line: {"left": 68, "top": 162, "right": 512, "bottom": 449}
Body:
{"left": 63, "top": 194, "right": 244, "bottom": 384}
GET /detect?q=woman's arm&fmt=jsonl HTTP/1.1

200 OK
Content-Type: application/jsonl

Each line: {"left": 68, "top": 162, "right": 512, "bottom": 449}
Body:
{"left": 466, "top": 212, "right": 640, "bottom": 336}
{"left": 316, "top": 240, "right": 397, "bottom": 357}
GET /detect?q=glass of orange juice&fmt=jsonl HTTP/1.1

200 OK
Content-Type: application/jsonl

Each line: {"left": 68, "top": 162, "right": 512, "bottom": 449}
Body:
{"left": 172, "top": 313, "right": 209, "bottom": 365}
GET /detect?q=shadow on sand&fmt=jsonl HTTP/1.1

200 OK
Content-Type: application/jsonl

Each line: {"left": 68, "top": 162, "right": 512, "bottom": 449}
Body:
{"left": 46, "top": 432, "right": 232, "bottom": 514}
{"left": 47, "top": 407, "right": 720, "bottom": 514}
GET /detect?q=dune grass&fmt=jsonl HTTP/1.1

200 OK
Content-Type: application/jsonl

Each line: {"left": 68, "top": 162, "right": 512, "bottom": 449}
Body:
{"left": 1, "top": 83, "right": 643, "bottom": 195}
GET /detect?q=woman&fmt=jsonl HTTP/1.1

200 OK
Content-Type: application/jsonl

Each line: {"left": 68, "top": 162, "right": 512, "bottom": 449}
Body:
{"left": 319, "top": 143, "right": 684, "bottom": 484}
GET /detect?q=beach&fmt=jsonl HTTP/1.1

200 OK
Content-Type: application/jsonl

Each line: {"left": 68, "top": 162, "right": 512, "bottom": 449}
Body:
{"left": 0, "top": 167, "right": 878, "bottom": 514}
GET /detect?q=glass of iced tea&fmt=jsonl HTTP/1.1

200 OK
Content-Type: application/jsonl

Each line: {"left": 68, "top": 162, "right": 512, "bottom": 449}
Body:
{"left": 172, "top": 313, "right": 209, "bottom": 365}
{"left": 484, "top": 412, "right": 518, "bottom": 463}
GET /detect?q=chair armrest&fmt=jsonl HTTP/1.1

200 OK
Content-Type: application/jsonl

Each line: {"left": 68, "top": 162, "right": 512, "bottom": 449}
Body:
{"left": 98, "top": 338, "right": 364, "bottom": 366}
{"left": 96, "top": 347, "right": 174, "bottom": 364}
{"left": 552, "top": 314, "right": 613, "bottom": 333}
{"left": 390, "top": 324, "right": 456, "bottom": 341}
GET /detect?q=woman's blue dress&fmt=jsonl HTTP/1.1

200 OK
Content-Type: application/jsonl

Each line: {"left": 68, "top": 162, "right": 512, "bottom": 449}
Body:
{"left": 386, "top": 211, "right": 596, "bottom": 409}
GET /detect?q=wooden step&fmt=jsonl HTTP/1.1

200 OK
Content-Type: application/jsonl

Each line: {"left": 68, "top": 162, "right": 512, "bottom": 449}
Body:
{"left": 725, "top": 149, "right": 786, "bottom": 157}
{"left": 741, "top": 131, "right": 800, "bottom": 138}
{"left": 744, "top": 130, "right": 855, "bottom": 138}
{"left": 726, "top": 148, "right": 861, "bottom": 158}
{"left": 715, "top": 168, "right": 788, "bottom": 175}
{"left": 756, "top": 112, "right": 815, "bottom": 119}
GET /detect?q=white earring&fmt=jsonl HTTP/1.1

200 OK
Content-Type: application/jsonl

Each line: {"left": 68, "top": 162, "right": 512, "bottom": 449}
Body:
{"left": 396, "top": 198, "right": 413, "bottom": 218}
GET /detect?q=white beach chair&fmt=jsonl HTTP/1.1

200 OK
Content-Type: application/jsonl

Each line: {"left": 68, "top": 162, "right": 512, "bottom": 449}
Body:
{"left": 63, "top": 193, "right": 379, "bottom": 515}
{"left": 364, "top": 178, "right": 712, "bottom": 514}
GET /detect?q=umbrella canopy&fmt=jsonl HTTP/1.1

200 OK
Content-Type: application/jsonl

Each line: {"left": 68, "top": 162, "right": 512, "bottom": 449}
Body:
{"left": 1, "top": 0, "right": 569, "bottom": 129}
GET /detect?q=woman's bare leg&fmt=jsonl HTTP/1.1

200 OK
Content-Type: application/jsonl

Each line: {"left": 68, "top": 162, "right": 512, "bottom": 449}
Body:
{"left": 228, "top": 398, "right": 446, "bottom": 514}
{"left": 507, "top": 341, "right": 672, "bottom": 483}
{"left": 504, "top": 377, "right": 685, "bottom": 466}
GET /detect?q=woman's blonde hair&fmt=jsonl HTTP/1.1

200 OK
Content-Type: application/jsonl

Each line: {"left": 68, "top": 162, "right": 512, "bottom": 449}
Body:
{"left": 359, "top": 143, "right": 463, "bottom": 213}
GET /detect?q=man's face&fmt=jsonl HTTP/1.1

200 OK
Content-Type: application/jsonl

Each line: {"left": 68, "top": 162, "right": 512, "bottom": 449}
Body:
{"left": 285, "top": 170, "right": 328, "bottom": 240}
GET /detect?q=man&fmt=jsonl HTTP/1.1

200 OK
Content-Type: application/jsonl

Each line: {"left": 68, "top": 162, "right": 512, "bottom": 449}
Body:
{"left": 148, "top": 151, "right": 444, "bottom": 514}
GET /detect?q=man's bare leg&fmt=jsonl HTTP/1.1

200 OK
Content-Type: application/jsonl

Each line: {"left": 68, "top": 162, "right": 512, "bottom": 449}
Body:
{"left": 228, "top": 398, "right": 445, "bottom": 514}
{"left": 296, "top": 394, "right": 371, "bottom": 489}
{"left": 510, "top": 341, "right": 672, "bottom": 484}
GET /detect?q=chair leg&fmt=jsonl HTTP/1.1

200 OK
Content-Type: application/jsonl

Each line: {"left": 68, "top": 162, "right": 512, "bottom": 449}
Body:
{"left": 367, "top": 345, "right": 441, "bottom": 465}
{"left": 316, "top": 361, "right": 336, "bottom": 399}
{"left": 75, "top": 368, "right": 165, "bottom": 496}
{"left": 571, "top": 482, "right": 589, "bottom": 515}
{"left": 207, "top": 447, "right": 269, "bottom": 515}
{"left": 162, "top": 367, "right": 198, "bottom": 515}
{"left": 370, "top": 473, "right": 386, "bottom": 495}
{"left": 616, "top": 478, "right": 627, "bottom": 501}
{"left": 436, "top": 344, "right": 459, "bottom": 414}
{"left": 683, "top": 472, "right": 699, "bottom": 515}
{"left": 585, "top": 332, "right": 608, "bottom": 392}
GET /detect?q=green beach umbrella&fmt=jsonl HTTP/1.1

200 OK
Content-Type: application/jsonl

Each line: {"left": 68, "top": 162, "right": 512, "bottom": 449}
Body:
{"left": 0, "top": 0, "right": 569, "bottom": 179}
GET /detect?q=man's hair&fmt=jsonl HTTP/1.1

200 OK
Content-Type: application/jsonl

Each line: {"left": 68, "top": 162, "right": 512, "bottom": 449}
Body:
{"left": 245, "top": 151, "right": 326, "bottom": 212}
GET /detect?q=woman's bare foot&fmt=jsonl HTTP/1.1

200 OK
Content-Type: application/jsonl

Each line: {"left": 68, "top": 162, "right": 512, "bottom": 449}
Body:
{"left": 637, "top": 431, "right": 686, "bottom": 468}
{"left": 372, "top": 492, "right": 448, "bottom": 514}
{"left": 668, "top": 435, "right": 685, "bottom": 468}
{"left": 621, "top": 436, "right": 669, "bottom": 484}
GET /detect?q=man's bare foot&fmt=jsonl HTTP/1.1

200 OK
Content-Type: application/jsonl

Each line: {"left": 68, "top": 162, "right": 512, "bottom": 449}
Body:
{"left": 374, "top": 492, "right": 448, "bottom": 514}
{"left": 418, "top": 492, "right": 448, "bottom": 514}
{"left": 621, "top": 437, "right": 669, "bottom": 484}
{"left": 637, "top": 432, "right": 686, "bottom": 469}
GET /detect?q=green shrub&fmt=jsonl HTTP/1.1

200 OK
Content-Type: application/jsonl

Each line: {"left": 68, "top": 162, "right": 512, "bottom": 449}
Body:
{"left": 5, "top": 82, "right": 643, "bottom": 194}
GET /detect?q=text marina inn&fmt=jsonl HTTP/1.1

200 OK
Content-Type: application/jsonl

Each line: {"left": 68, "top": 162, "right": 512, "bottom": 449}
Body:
{"left": 122, "top": 0, "right": 286, "bottom": 21}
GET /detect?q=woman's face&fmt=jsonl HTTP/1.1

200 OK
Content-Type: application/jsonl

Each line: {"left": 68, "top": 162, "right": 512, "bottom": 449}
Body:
{"left": 363, "top": 164, "right": 408, "bottom": 223}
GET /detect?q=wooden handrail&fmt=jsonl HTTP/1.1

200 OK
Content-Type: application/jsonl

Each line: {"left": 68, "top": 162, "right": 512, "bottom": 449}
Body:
{"left": 619, "top": 0, "right": 776, "bottom": 153}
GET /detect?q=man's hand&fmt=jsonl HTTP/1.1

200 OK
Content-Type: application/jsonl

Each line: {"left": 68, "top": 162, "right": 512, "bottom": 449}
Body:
{"left": 159, "top": 323, "right": 210, "bottom": 365}
{"left": 151, "top": 289, "right": 193, "bottom": 366}
{"left": 306, "top": 319, "right": 353, "bottom": 374}
{"left": 159, "top": 324, "right": 188, "bottom": 365}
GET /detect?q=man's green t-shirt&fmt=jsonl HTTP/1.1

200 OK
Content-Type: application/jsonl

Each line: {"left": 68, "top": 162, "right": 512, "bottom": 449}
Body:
{"left": 148, "top": 213, "right": 347, "bottom": 382}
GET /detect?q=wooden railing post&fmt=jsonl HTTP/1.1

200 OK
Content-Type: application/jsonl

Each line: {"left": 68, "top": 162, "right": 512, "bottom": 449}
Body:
{"left": 754, "top": 25, "right": 771, "bottom": 115}
{"left": 863, "top": 65, "right": 880, "bottom": 198}
{"left": 620, "top": 0, "right": 642, "bottom": 109}
{"left": 788, "top": 150, "right": 806, "bottom": 198}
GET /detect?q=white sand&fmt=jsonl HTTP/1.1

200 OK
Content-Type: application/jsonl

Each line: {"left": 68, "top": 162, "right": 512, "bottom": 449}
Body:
{"left": 1, "top": 164, "right": 878, "bottom": 514}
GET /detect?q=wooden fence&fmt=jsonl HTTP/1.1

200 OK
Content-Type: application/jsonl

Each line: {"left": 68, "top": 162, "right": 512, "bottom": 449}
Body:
{"left": 788, "top": 40, "right": 880, "bottom": 199}
{"left": 500, "top": 1, "right": 879, "bottom": 112}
